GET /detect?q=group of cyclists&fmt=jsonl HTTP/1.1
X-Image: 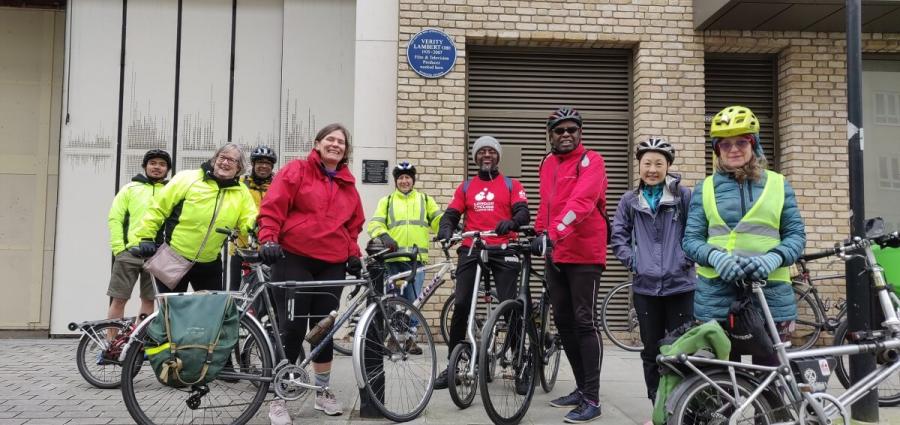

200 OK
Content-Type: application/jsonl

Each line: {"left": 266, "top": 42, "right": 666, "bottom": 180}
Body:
{"left": 104, "top": 103, "right": 806, "bottom": 425}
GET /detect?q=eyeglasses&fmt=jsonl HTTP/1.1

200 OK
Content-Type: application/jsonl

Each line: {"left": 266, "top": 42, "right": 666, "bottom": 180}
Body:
{"left": 717, "top": 138, "right": 752, "bottom": 152}
{"left": 552, "top": 126, "right": 581, "bottom": 135}
{"left": 217, "top": 155, "right": 239, "bottom": 165}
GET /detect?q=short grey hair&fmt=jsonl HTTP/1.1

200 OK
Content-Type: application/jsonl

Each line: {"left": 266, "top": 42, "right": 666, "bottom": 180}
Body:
{"left": 211, "top": 143, "right": 247, "bottom": 176}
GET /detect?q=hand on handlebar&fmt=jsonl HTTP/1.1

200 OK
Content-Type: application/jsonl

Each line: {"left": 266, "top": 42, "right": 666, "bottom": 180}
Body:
{"left": 530, "top": 233, "right": 553, "bottom": 257}
{"left": 259, "top": 242, "right": 284, "bottom": 265}
{"left": 494, "top": 220, "right": 518, "bottom": 235}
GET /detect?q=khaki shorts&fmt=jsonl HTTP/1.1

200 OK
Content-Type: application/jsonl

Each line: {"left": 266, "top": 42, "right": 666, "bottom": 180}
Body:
{"left": 107, "top": 251, "right": 155, "bottom": 300}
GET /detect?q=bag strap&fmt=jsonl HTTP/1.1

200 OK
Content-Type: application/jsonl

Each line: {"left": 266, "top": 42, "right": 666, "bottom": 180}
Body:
{"left": 189, "top": 191, "right": 225, "bottom": 264}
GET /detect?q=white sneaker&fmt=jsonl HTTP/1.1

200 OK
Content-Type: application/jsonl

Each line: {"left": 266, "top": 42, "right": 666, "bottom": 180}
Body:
{"left": 268, "top": 399, "right": 292, "bottom": 425}
{"left": 314, "top": 390, "right": 344, "bottom": 416}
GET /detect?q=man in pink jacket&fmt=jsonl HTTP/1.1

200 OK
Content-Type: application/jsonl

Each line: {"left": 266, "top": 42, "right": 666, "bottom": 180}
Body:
{"left": 532, "top": 106, "right": 608, "bottom": 423}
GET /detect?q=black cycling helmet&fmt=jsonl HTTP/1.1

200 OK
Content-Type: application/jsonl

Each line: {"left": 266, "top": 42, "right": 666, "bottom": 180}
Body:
{"left": 392, "top": 161, "right": 416, "bottom": 182}
{"left": 636, "top": 137, "right": 675, "bottom": 164}
{"left": 547, "top": 106, "right": 583, "bottom": 130}
{"left": 250, "top": 145, "right": 277, "bottom": 164}
{"left": 142, "top": 149, "right": 171, "bottom": 169}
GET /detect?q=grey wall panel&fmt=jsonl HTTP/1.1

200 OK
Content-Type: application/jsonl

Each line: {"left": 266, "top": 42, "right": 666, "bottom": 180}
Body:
{"left": 177, "top": 0, "right": 233, "bottom": 172}
{"left": 231, "top": 0, "right": 283, "bottom": 155}
{"left": 51, "top": 0, "right": 123, "bottom": 334}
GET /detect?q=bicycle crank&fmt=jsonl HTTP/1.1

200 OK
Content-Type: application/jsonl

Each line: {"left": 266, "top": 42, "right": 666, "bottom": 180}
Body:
{"left": 273, "top": 364, "right": 311, "bottom": 401}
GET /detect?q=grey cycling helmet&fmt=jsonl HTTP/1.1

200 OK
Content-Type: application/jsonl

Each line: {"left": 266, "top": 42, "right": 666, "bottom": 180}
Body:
{"left": 546, "top": 106, "right": 583, "bottom": 130}
{"left": 250, "top": 145, "right": 277, "bottom": 164}
{"left": 635, "top": 137, "right": 675, "bottom": 164}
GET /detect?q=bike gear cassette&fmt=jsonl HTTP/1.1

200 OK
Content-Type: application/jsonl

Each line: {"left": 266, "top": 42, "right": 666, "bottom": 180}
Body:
{"left": 273, "top": 364, "right": 310, "bottom": 401}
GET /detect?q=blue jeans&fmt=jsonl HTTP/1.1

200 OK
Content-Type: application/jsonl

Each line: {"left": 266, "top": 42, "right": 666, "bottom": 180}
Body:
{"left": 385, "top": 261, "right": 426, "bottom": 332}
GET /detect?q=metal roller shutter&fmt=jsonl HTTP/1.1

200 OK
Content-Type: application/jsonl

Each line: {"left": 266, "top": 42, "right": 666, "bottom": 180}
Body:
{"left": 466, "top": 46, "right": 632, "bottom": 329}
{"left": 705, "top": 54, "right": 778, "bottom": 173}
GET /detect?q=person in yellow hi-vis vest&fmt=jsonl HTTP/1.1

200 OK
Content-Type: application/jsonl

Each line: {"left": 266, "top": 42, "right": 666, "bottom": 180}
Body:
{"left": 682, "top": 105, "right": 806, "bottom": 366}
{"left": 227, "top": 145, "right": 277, "bottom": 290}
{"left": 367, "top": 161, "right": 442, "bottom": 354}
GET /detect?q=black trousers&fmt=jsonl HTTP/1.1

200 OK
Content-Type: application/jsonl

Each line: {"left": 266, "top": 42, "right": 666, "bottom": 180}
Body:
{"left": 547, "top": 263, "right": 604, "bottom": 404}
{"left": 448, "top": 247, "right": 520, "bottom": 357}
{"left": 156, "top": 258, "right": 223, "bottom": 294}
{"left": 271, "top": 251, "right": 345, "bottom": 364}
{"left": 632, "top": 290, "right": 694, "bottom": 401}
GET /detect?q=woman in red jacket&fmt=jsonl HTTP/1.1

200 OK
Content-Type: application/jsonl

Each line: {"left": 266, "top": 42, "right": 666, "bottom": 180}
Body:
{"left": 256, "top": 123, "right": 365, "bottom": 421}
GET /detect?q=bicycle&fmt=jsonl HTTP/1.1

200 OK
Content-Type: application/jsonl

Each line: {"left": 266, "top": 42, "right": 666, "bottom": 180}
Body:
{"left": 600, "top": 280, "right": 643, "bottom": 352}
{"left": 478, "top": 230, "right": 566, "bottom": 425}
{"left": 659, "top": 219, "right": 900, "bottom": 425}
{"left": 68, "top": 315, "right": 142, "bottom": 388}
{"left": 118, "top": 234, "right": 437, "bottom": 424}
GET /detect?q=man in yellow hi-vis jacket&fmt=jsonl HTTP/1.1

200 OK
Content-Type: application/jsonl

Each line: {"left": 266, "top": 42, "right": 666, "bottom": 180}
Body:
{"left": 367, "top": 161, "right": 442, "bottom": 354}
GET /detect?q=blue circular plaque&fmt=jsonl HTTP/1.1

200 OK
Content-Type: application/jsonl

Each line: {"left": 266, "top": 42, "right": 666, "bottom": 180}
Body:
{"left": 407, "top": 29, "right": 457, "bottom": 78}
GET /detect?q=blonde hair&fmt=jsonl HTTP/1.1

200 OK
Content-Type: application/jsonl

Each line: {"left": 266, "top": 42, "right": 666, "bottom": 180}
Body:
{"left": 715, "top": 154, "right": 767, "bottom": 183}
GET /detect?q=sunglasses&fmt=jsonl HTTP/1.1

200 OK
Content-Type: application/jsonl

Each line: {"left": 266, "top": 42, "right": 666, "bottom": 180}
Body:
{"left": 552, "top": 126, "right": 581, "bottom": 135}
{"left": 717, "top": 138, "right": 752, "bottom": 152}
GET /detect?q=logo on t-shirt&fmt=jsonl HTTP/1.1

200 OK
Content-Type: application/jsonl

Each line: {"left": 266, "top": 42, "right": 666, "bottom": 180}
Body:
{"left": 474, "top": 188, "right": 495, "bottom": 211}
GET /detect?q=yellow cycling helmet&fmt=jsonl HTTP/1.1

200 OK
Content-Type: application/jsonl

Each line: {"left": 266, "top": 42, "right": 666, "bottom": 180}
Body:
{"left": 710, "top": 105, "right": 760, "bottom": 138}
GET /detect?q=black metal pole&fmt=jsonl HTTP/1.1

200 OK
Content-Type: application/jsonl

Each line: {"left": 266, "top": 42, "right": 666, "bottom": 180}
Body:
{"left": 846, "top": 0, "right": 878, "bottom": 421}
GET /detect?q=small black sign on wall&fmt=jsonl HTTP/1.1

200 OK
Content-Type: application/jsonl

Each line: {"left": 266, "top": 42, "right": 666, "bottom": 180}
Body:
{"left": 362, "top": 160, "right": 389, "bottom": 184}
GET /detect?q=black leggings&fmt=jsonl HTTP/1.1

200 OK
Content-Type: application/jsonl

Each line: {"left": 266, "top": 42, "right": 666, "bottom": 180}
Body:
{"left": 448, "top": 247, "right": 520, "bottom": 358}
{"left": 271, "top": 251, "right": 345, "bottom": 364}
{"left": 156, "top": 258, "right": 223, "bottom": 294}
{"left": 632, "top": 291, "right": 694, "bottom": 401}
{"left": 547, "top": 263, "right": 604, "bottom": 404}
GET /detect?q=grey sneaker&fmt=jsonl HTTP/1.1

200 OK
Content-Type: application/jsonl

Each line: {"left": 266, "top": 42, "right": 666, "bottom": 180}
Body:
{"left": 315, "top": 390, "right": 344, "bottom": 416}
{"left": 268, "top": 399, "right": 292, "bottom": 425}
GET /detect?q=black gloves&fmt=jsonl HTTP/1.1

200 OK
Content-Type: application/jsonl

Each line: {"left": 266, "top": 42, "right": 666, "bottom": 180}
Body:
{"left": 530, "top": 234, "right": 553, "bottom": 257}
{"left": 494, "top": 220, "right": 518, "bottom": 235}
{"left": 347, "top": 256, "right": 363, "bottom": 278}
{"left": 436, "top": 225, "right": 453, "bottom": 242}
{"left": 259, "top": 242, "right": 284, "bottom": 265}
{"left": 137, "top": 240, "right": 158, "bottom": 258}
{"left": 378, "top": 233, "right": 399, "bottom": 252}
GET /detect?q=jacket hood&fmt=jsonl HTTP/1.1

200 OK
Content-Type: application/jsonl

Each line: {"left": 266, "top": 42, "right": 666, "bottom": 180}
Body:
{"left": 308, "top": 149, "right": 356, "bottom": 184}
{"left": 200, "top": 161, "right": 241, "bottom": 188}
{"left": 132, "top": 173, "right": 167, "bottom": 185}
{"left": 634, "top": 173, "right": 682, "bottom": 211}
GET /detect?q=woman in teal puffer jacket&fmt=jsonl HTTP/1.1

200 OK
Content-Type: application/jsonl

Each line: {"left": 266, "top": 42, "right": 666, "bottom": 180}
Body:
{"left": 682, "top": 105, "right": 806, "bottom": 365}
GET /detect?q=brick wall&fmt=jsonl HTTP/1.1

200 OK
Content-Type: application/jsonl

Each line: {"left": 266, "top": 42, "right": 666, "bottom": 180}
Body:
{"left": 396, "top": 0, "right": 900, "bottom": 339}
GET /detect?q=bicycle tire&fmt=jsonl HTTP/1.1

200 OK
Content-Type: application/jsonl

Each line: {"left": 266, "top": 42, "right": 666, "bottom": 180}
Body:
{"left": 440, "top": 293, "right": 455, "bottom": 344}
{"left": 790, "top": 283, "right": 825, "bottom": 351}
{"left": 76, "top": 322, "right": 129, "bottom": 389}
{"left": 121, "top": 314, "right": 272, "bottom": 425}
{"left": 668, "top": 373, "right": 777, "bottom": 425}
{"left": 478, "top": 299, "right": 537, "bottom": 425}
{"left": 833, "top": 320, "right": 900, "bottom": 406}
{"left": 332, "top": 310, "right": 358, "bottom": 356}
{"left": 356, "top": 296, "right": 436, "bottom": 422}
{"left": 448, "top": 343, "right": 478, "bottom": 409}
{"left": 539, "top": 297, "right": 561, "bottom": 393}
{"left": 601, "top": 281, "right": 643, "bottom": 352}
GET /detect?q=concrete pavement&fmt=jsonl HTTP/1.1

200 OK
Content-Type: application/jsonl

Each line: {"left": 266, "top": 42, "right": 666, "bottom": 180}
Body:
{"left": 1, "top": 339, "right": 899, "bottom": 424}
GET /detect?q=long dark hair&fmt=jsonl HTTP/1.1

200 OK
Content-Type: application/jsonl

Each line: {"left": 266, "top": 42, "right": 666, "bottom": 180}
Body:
{"left": 314, "top": 123, "right": 352, "bottom": 164}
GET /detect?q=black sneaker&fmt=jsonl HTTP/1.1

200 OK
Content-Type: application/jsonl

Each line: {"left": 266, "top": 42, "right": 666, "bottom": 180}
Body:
{"left": 434, "top": 369, "right": 449, "bottom": 390}
{"left": 550, "top": 389, "right": 582, "bottom": 408}
{"left": 515, "top": 367, "right": 532, "bottom": 396}
{"left": 564, "top": 400, "right": 602, "bottom": 424}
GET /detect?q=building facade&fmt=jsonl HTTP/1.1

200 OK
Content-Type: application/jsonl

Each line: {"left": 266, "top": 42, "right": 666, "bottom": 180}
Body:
{"left": 0, "top": 0, "right": 898, "bottom": 335}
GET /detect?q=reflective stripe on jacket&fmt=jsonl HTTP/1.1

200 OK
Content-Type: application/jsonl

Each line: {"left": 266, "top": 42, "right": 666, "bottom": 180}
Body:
{"left": 367, "top": 189, "right": 442, "bottom": 263}
{"left": 131, "top": 168, "right": 258, "bottom": 263}
{"left": 108, "top": 174, "right": 166, "bottom": 255}
{"left": 697, "top": 170, "right": 790, "bottom": 283}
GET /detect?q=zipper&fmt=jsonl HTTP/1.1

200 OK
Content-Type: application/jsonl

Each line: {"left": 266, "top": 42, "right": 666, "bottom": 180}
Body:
{"left": 738, "top": 181, "right": 747, "bottom": 216}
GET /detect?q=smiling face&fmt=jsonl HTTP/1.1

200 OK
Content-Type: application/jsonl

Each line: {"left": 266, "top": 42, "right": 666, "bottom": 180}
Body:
{"left": 253, "top": 160, "right": 274, "bottom": 179}
{"left": 144, "top": 158, "right": 169, "bottom": 180}
{"left": 638, "top": 151, "right": 669, "bottom": 186}
{"left": 213, "top": 147, "right": 241, "bottom": 180}
{"left": 549, "top": 119, "right": 582, "bottom": 154}
{"left": 475, "top": 147, "right": 499, "bottom": 172}
{"left": 396, "top": 174, "right": 414, "bottom": 193}
{"left": 315, "top": 130, "right": 347, "bottom": 169}
{"left": 716, "top": 135, "right": 755, "bottom": 168}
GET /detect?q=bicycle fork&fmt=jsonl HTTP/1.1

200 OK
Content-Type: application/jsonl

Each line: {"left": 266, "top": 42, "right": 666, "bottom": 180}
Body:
{"left": 464, "top": 260, "right": 485, "bottom": 380}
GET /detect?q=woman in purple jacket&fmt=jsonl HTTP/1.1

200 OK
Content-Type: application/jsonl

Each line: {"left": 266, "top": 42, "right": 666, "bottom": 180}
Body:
{"left": 610, "top": 138, "right": 695, "bottom": 412}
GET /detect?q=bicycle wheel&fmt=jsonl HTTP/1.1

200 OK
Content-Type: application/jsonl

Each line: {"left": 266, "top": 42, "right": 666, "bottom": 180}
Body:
{"left": 669, "top": 373, "right": 777, "bottom": 425}
{"left": 76, "top": 322, "right": 129, "bottom": 389}
{"left": 539, "top": 297, "right": 561, "bottom": 393}
{"left": 356, "top": 296, "right": 436, "bottom": 422}
{"left": 121, "top": 314, "right": 272, "bottom": 425}
{"left": 790, "top": 283, "right": 824, "bottom": 351}
{"left": 333, "top": 309, "right": 359, "bottom": 356}
{"left": 833, "top": 321, "right": 900, "bottom": 406}
{"left": 448, "top": 343, "right": 478, "bottom": 409}
{"left": 440, "top": 293, "right": 455, "bottom": 344}
{"left": 601, "top": 281, "right": 643, "bottom": 352}
{"left": 479, "top": 300, "right": 537, "bottom": 425}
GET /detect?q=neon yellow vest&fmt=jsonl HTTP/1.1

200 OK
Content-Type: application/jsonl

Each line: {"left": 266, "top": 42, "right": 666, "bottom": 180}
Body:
{"left": 367, "top": 190, "right": 438, "bottom": 263}
{"left": 697, "top": 170, "right": 791, "bottom": 283}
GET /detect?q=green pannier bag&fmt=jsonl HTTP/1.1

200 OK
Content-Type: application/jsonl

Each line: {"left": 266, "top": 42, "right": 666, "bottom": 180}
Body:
{"left": 873, "top": 245, "right": 900, "bottom": 297}
{"left": 145, "top": 293, "right": 239, "bottom": 387}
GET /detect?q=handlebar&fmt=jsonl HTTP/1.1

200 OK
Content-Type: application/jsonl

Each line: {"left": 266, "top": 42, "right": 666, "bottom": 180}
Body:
{"left": 799, "top": 231, "right": 900, "bottom": 263}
